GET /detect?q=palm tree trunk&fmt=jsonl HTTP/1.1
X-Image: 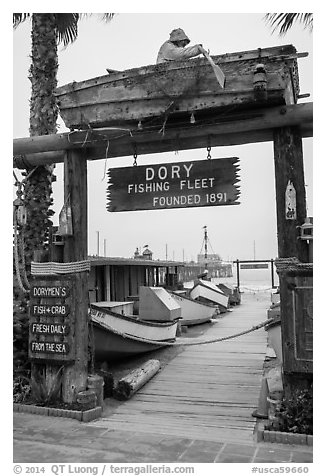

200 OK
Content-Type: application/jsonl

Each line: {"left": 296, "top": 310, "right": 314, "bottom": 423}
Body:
{"left": 13, "top": 11, "right": 114, "bottom": 403}
{"left": 23, "top": 13, "right": 58, "bottom": 263}
{"left": 14, "top": 14, "right": 59, "bottom": 397}
{"left": 29, "top": 14, "right": 60, "bottom": 397}
{"left": 29, "top": 14, "right": 58, "bottom": 136}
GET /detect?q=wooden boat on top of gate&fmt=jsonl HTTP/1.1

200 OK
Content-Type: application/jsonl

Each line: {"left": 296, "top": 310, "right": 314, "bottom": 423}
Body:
{"left": 54, "top": 44, "right": 303, "bottom": 131}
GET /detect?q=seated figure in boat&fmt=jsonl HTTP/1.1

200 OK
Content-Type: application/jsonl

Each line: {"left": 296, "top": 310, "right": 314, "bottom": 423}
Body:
{"left": 156, "top": 28, "right": 203, "bottom": 64}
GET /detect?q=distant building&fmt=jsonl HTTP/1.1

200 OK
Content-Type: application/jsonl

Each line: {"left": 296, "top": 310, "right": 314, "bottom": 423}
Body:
{"left": 134, "top": 246, "right": 153, "bottom": 260}
{"left": 197, "top": 253, "right": 221, "bottom": 263}
{"left": 142, "top": 248, "right": 153, "bottom": 260}
{"left": 89, "top": 255, "right": 184, "bottom": 303}
{"left": 179, "top": 253, "right": 232, "bottom": 281}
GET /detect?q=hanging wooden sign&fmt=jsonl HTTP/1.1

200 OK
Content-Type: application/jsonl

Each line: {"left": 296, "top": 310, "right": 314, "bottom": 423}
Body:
{"left": 107, "top": 158, "right": 240, "bottom": 212}
{"left": 28, "top": 277, "right": 75, "bottom": 363}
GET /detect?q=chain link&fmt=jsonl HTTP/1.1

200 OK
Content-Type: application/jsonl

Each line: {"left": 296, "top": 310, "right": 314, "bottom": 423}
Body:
{"left": 133, "top": 144, "right": 138, "bottom": 166}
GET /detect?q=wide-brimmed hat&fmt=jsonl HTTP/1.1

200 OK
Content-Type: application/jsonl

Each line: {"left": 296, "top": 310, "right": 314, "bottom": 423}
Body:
{"left": 169, "top": 28, "right": 190, "bottom": 44}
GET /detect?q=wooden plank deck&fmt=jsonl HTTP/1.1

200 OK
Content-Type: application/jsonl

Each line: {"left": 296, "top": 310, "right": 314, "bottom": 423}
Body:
{"left": 92, "top": 292, "right": 270, "bottom": 443}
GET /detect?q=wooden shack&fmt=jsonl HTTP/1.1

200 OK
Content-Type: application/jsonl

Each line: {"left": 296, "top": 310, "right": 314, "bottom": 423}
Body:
{"left": 88, "top": 256, "right": 184, "bottom": 303}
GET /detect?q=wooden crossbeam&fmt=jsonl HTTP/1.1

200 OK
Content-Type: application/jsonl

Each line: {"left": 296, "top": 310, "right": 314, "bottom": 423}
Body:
{"left": 13, "top": 103, "right": 312, "bottom": 169}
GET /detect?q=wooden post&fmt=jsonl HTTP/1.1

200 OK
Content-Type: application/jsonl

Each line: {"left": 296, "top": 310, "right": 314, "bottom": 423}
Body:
{"left": 62, "top": 149, "right": 89, "bottom": 403}
{"left": 270, "top": 259, "right": 275, "bottom": 288}
{"left": 273, "top": 126, "right": 308, "bottom": 261}
{"left": 235, "top": 260, "right": 240, "bottom": 290}
{"left": 273, "top": 126, "right": 309, "bottom": 395}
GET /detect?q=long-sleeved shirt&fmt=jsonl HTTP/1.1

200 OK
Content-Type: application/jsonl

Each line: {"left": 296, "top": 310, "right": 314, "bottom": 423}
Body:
{"left": 156, "top": 41, "right": 202, "bottom": 64}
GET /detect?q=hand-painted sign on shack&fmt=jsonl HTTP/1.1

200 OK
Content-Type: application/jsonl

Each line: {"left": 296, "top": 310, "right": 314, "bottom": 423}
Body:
{"left": 107, "top": 158, "right": 240, "bottom": 212}
{"left": 29, "top": 277, "right": 75, "bottom": 363}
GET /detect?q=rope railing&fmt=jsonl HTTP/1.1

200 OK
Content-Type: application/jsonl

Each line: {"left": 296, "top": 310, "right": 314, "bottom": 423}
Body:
{"left": 90, "top": 313, "right": 271, "bottom": 348}
{"left": 240, "top": 286, "right": 275, "bottom": 293}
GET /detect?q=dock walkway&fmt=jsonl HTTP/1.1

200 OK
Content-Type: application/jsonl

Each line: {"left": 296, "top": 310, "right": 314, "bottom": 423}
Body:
{"left": 13, "top": 291, "right": 313, "bottom": 463}
{"left": 91, "top": 291, "right": 269, "bottom": 443}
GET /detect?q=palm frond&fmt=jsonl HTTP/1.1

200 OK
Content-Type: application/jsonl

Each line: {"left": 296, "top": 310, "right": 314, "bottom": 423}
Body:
{"left": 101, "top": 13, "right": 116, "bottom": 22}
{"left": 54, "top": 13, "right": 115, "bottom": 47}
{"left": 54, "top": 13, "right": 79, "bottom": 47}
{"left": 13, "top": 13, "right": 31, "bottom": 29}
{"left": 79, "top": 13, "right": 116, "bottom": 22}
{"left": 264, "top": 13, "right": 313, "bottom": 35}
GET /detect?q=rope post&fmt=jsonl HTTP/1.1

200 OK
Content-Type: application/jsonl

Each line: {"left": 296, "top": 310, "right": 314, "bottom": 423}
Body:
{"left": 61, "top": 149, "right": 89, "bottom": 404}
{"left": 273, "top": 126, "right": 309, "bottom": 396}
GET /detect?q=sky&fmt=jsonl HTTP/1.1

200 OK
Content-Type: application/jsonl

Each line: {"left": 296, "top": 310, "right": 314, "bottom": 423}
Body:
{"left": 12, "top": 9, "right": 314, "bottom": 263}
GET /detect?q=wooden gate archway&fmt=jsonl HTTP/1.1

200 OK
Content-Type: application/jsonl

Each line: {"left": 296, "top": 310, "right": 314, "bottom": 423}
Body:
{"left": 13, "top": 47, "right": 313, "bottom": 402}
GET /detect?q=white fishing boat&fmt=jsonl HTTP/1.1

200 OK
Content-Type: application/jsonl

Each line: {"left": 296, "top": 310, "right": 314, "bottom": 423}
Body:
{"left": 190, "top": 279, "right": 229, "bottom": 311}
{"left": 170, "top": 290, "right": 218, "bottom": 325}
{"left": 90, "top": 303, "right": 178, "bottom": 361}
{"left": 89, "top": 287, "right": 181, "bottom": 361}
{"left": 92, "top": 301, "right": 135, "bottom": 315}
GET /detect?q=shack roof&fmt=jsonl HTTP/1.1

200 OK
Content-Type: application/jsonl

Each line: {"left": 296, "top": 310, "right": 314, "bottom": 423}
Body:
{"left": 89, "top": 256, "right": 184, "bottom": 268}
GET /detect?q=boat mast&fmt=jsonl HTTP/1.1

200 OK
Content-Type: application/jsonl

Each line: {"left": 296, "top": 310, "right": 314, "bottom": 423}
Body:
{"left": 204, "top": 225, "right": 208, "bottom": 274}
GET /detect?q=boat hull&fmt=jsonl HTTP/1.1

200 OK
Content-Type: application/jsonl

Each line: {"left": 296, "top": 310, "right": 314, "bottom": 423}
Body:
{"left": 218, "top": 283, "right": 241, "bottom": 305}
{"left": 92, "top": 321, "right": 169, "bottom": 360}
{"left": 90, "top": 304, "right": 178, "bottom": 361}
{"left": 170, "top": 291, "right": 217, "bottom": 325}
{"left": 54, "top": 45, "right": 299, "bottom": 130}
{"left": 190, "top": 279, "right": 229, "bottom": 310}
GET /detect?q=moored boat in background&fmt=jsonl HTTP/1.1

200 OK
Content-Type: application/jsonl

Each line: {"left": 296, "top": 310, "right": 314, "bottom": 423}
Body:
{"left": 90, "top": 303, "right": 178, "bottom": 361}
{"left": 218, "top": 283, "right": 241, "bottom": 305}
{"left": 170, "top": 290, "right": 218, "bottom": 325}
{"left": 90, "top": 286, "right": 181, "bottom": 361}
{"left": 190, "top": 279, "right": 229, "bottom": 312}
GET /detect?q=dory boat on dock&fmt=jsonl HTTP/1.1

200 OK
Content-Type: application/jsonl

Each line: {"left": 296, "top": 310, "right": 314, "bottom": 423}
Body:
{"left": 170, "top": 290, "right": 218, "bottom": 326}
{"left": 90, "top": 302, "right": 178, "bottom": 362}
{"left": 54, "top": 45, "right": 301, "bottom": 131}
{"left": 190, "top": 279, "right": 230, "bottom": 312}
{"left": 218, "top": 283, "right": 241, "bottom": 305}
{"left": 89, "top": 287, "right": 181, "bottom": 361}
